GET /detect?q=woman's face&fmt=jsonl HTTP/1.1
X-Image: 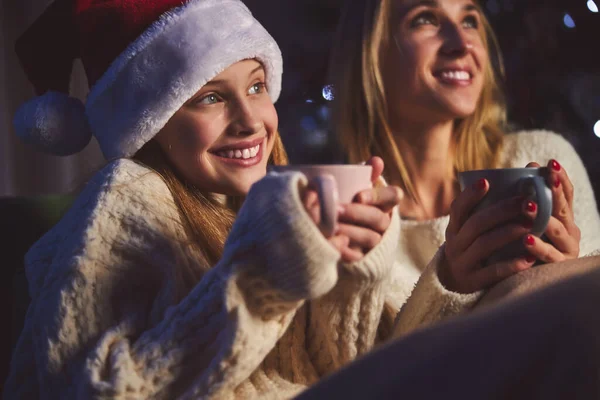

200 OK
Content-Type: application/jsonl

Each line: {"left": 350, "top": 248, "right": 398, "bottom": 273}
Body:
{"left": 155, "top": 60, "right": 278, "bottom": 196}
{"left": 384, "top": 0, "right": 488, "bottom": 127}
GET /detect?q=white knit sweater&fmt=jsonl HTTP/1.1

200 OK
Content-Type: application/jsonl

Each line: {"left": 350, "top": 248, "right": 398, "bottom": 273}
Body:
{"left": 3, "top": 158, "right": 468, "bottom": 399}
{"left": 4, "top": 130, "right": 599, "bottom": 399}
{"left": 392, "top": 130, "right": 600, "bottom": 334}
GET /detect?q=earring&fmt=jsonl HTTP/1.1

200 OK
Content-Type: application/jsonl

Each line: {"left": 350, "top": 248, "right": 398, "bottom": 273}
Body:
{"left": 168, "top": 143, "right": 172, "bottom": 151}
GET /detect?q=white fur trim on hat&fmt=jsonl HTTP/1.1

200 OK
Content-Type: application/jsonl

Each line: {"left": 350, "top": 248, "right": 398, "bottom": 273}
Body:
{"left": 13, "top": 91, "right": 92, "bottom": 156}
{"left": 85, "top": 0, "right": 283, "bottom": 160}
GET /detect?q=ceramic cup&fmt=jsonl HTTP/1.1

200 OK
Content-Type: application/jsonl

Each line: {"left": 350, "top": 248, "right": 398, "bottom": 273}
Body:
{"left": 458, "top": 167, "right": 553, "bottom": 264}
{"left": 270, "top": 164, "right": 373, "bottom": 237}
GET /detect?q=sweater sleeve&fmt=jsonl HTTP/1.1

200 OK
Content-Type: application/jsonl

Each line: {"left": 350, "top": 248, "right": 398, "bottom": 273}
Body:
{"left": 306, "top": 210, "right": 401, "bottom": 375}
{"left": 391, "top": 245, "right": 481, "bottom": 338}
{"left": 3, "top": 165, "right": 340, "bottom": 400}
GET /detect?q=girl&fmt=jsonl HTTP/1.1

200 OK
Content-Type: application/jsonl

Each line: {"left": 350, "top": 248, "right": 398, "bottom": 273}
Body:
{"left": 3, "top": 0, "right": 465, "bottom": 398}
{"left": 330, "top": 0, "right": 600, "bottom": 331}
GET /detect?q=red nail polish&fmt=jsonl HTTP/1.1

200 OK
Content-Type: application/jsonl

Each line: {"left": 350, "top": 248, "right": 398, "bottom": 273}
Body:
{"left": 554, "top": 179, "right": 561, "bottom": 188}
{"left": 551, "top": 160, "right": 561, "bottom": 172}
{"left": 525, "top": 255, "right": 537, "bottom": 263}
{"left": 473, "top": 178, "right": 486, "bottom": 191}
{"left": 525, "top": 235, "right": 535, "bottom": 246}
{"left": 523, "top": 219, "right": 533, "bottom": 229}
{"left": 526, "top": 201, "right": 537, "bottom": 213}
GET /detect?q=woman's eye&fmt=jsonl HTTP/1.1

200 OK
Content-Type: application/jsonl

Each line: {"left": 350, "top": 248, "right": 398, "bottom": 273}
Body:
{"left": 249, "top": 82, "right": 266, "bottom": 95}
{"left": 198, "top": 94, "right": 220, "bottom": 105}
{"left": 463, "top": 15, "right": 479, "bottom": 29}
{"left": 410, "top": 11, "right": 438, "bottom": 28}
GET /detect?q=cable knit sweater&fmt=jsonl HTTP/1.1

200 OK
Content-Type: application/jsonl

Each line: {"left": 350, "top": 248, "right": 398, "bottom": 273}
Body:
{"left": 5, "top": 130, "right": 599, "bottom": 399}
{"left": 392, "top": 130, "right": 600, "bottom": 335}
{"left": 4, "top": 157, "right": 471, "bottom": 399}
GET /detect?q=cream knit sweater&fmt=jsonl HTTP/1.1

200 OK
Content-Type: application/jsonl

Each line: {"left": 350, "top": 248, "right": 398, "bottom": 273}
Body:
{"left": 3, "top": 158, "right": 467, "bottom": 399}
{"left": 393, "top": 130, "right": 600, "bottom": 334}
{"left": 4, "top": 130, "right": 599, "bottom": 399}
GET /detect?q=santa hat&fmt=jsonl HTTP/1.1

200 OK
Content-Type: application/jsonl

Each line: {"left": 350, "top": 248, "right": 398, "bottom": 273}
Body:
{"left": 13, "top": 0, "right": 283, "bottom": 158}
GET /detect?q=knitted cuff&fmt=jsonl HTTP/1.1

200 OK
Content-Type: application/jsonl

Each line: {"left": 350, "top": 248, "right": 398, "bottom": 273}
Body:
{"left": 224, "top": 171, "right": 341, "bottom": 302}
{"left": 393, "top": 244, "right": 482, "bottom": 337}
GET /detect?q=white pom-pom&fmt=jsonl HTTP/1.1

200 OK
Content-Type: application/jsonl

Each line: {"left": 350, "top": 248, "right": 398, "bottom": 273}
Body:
{"left": 13, "top": 91, "right": 92, "bottom": 156}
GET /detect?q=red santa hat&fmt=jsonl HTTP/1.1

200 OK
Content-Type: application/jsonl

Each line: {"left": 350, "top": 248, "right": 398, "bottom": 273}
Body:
{"left": 13, "top": 0, "right": 283, "bottom": 158}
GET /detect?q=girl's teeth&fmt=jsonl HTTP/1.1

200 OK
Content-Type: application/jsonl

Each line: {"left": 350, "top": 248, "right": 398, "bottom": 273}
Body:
{"left": 218, "top": 144, "right": 261, "bottom": 159}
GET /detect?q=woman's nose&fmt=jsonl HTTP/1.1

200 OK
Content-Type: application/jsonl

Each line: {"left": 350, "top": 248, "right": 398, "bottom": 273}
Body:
{"left": 230, "top": 101, "right": 263, "bottom": 136}
{"left": 439, "top": 23, "right": 473, "bottom": 57}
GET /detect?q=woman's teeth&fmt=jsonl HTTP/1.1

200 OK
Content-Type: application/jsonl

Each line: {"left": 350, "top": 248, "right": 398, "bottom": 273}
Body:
{"left": 218, "top": 144, "right": 260, "bottom": 159}
{"left": 439, "top": 70, "right": 471, "bottom": 81}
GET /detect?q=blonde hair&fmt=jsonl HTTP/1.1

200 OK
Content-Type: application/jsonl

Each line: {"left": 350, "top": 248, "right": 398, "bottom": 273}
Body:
{"left": 134, "top": 134, "right": 288, "bottom": 299}
{"left": 330, "top": 0, "right": 507, "bottom": 200}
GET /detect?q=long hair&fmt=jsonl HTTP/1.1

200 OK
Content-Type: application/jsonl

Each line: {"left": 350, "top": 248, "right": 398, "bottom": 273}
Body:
{"left": 133, "top": 134, "right": 288, "bottom": 299}
{"left": 330, "top": 0, "right": 506, "bottom": 201}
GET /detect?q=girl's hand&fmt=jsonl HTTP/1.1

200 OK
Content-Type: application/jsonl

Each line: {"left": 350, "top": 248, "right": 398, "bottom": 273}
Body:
{"left": 521, "top": 160, "right": 581, "bottom": 263}
{"left": 303, "top": 157, "right": 403, "bottom": 263}
{"left": 303, "top": 189, "right": 353, "bottom": 260}
{"left": 337, "top": 157, "right": 403, "bottom": 261}
{"left": 441, "top": 179, "right": 537, "bottom": 294}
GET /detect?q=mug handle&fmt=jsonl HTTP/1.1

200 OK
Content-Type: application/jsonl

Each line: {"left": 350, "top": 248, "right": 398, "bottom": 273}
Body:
{"left": 520, "top": 176, "right": 553, "bottom": 236}
{"left": 310, "top": 174, "right": 339, "bottom": 238}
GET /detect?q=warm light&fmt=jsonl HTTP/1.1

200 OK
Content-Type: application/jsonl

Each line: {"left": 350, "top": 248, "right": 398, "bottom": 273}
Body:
{"left": 594, "top": 120, "right": 600, "bottom": 138}
{"left": 563, "top": 13, "right": 576, "bottom": 28}
{"left": 322, "top": 84, "right": 335, "bottom": 101}
{"left": 588, "top": 0, "right": 599, "bottom": 12}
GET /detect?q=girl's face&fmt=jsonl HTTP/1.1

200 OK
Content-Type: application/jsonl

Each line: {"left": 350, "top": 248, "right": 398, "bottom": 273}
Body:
{"left": 155, "top": 60, "right": 278, "bottom": 196}
{"left": 384, "top": 0, "right": 488, "bottom": 128}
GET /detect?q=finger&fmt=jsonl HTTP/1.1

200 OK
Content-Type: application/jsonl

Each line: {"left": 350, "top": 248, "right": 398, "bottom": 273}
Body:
{"left": 548, "top": 159, "right": 574, "bottom": 210}
{"left": 339, "top": 203, "right": 391, "bottom": 234}
{"left": 525, "top": 162, "right": 541, "bottom": 168}
{"left": 547, "top": 167, "right": 573, "bottom": 226}
{"left": 303, "top": 189, "right": 321, "bottom": 224}
{"left": 355, "top": 186, "right": 404, "bottom": 213}
{"left": 340, "top": 246, "right": 364, "bottom": 263}
{"left": 366, "top": 156, "right": 385, "bottom": 183}
{"left": 522, "top": 199, "right": 538, "bottom": 227}
{"left": 469, "top": 256, "right": 536, "bottom": 291}
{"left": 454, "top": 223, "right": 531, "bottom": 271}
{"left": 451, "top": 196, "right": 524, "bottom": 255}
{"left": 447, "top": 178, "right": 489, "bottom": 237}
{"left": 328, "top": 234, "right": 350, "bottom": 253}
{"left": 523, "top": 234, "right": 568, "bottom": 264}
{"left": 337, "top": 222, "right": 382, "bottom": 252}
{"left": 543, "top": 216, "right": 580, "bottom": 255}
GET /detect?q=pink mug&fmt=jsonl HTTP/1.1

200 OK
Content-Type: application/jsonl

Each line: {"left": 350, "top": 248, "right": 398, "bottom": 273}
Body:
{"left": 270, "top": 164, "right": 373, "bottom": 237}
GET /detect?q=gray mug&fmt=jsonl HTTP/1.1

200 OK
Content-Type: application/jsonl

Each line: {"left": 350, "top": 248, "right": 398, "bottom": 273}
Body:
{"left": 458, "top": 167, "right": 552, "bottom": 265}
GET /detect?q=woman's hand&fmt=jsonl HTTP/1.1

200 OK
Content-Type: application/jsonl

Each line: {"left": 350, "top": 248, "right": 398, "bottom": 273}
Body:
{"left": 521, "top": 160, "right": 581, "bottom": 263}
{"left": 302, "top": 157, "right": 403, "bottom": 263}
{"left": 441, "top": 179, "right": 537, "bottom": 294}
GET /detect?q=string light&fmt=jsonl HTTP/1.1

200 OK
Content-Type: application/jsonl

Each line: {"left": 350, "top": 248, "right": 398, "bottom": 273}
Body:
{"left": 322, "top": 84, "right": 335, "bottom": 101}
{"left": 563, "top": 13, "right": 576, "bottom": 28}
{"left": 594, "top": 120, "right": 600, "bottom": 138}
{"left": 588, "top": 0, "right": 599, "bottom": 13}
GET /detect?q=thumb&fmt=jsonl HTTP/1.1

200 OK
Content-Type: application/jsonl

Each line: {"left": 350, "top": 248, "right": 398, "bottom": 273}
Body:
{"left": 366, "top": 156, "right": 385, "bottom": 182}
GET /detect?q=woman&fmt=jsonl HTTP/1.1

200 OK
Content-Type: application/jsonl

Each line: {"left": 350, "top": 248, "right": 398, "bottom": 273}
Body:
{"left": 330, "top": 0, "right": 600, "bottom": 331}
{"left": 4, "top": 0, "right": 481, "bottom": 398}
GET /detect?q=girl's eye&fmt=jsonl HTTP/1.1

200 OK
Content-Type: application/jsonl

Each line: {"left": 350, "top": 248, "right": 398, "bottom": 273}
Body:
{"left": 410, "top": 11, "right": 438, "bottom": 28}
{"left": 198, "top": 94, "right": 220, "bottom": 105}
{"left": 463, "top": 15, "right": 479, "bottom": 29}
{"left": 248, "top": 82, "right": 266, "bottom": 95}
